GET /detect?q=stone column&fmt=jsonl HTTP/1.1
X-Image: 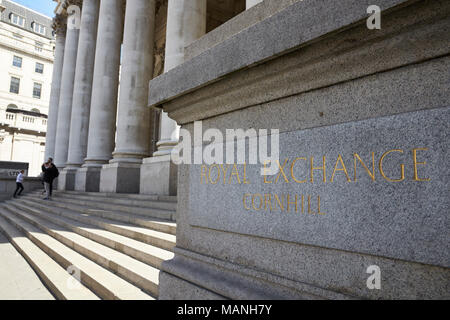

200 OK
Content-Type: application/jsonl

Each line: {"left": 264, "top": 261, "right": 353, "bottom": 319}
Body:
{"left": 54, "top": 1, "right": 81, "bottom": 179}
{"left": 246, "top": 0, "right": 263, "bottom": 9}
{"left": 99, "top": 0, "right": 156, "bottom": 194}
{"left": 44, "top": 17, "right": 66, "bottom": 161}
{"left": 60, "top": 0, "right": 100, "bottom": 191}
{"left": 75, "top": 0, "right": 124, "bottom": 192}
{"left": 140, "top": 0, "right": 206, "bottom": 196}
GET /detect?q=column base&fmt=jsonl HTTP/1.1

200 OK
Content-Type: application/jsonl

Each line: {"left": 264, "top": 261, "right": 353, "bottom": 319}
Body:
{"left": 75, "top": 166, "right": 102, "bottom": 192}
{"left": 57, "top": 168, "right": 77, "bottom": 191}
{"left": 99, "top": 162, "right": 141, "bottom": 194}
{"left": 140, "top": 155, "right": 178, "bottom": 196}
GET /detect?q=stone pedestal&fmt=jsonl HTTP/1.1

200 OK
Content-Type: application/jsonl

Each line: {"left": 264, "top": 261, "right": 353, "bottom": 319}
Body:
{"left": 150, "top": 0, "right": 450, "bottom": 300}
{"left": 57, "top": 167, "right": 77, "bottom": 191}
{"left": 99, "top": 163, "right": 141, "bottom": 194}
{"left": 140, "top": 155, "right": 178, "bottom": 196}
{"left": 74, "top": 166, "right": 101, "bottom": 192}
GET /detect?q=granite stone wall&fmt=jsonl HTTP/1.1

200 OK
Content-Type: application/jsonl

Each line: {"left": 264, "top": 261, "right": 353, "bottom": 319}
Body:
{"left": 151, "top": 0, "right": 450, "bottom": 299}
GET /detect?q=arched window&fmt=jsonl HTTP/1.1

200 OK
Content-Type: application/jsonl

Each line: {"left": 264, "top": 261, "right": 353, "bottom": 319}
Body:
{"left": 7, "top": 104, "right": 19, "bottom": 110}
{"left": 31, "top": 108, "right": 40, "bottom": 113}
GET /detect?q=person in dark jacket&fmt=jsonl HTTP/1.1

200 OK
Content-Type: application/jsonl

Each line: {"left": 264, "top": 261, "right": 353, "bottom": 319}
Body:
{"left": 42, "top": 158, "right": 59, "bottom": 200}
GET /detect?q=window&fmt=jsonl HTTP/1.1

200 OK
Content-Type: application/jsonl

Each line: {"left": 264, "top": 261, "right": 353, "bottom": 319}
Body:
{"left": 10, "top": 13, "right": 25, "bottom": 27}
{"left": 10, "top": 77, "right": 20, "bottom": 94}
{"left": 13, "top": 56, "right": 22, "bottom": 68}
{"left": 33, "top": 83, "right": 42, "bottom": 99}
{"left": 22, "top": 115, "right": 34, "bottom": 123}
{"left": 35, "top": 62, "right": 44, "bottom": 74}
{"left": 35, "top": 41, "right": 43, "bottom": 52}
{"left": 32, "top": 22, "right": 46, "bottom": 35}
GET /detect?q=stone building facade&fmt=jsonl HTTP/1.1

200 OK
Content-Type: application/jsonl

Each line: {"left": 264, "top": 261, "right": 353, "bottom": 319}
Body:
{"left": 0, "top": 0, "right": 54, "bottom": 176}
{"left": 44, "top": 0, "right": 449, "bottom": 300}
{"left": 48, "top": 0, "right": 258, "bottom": 194}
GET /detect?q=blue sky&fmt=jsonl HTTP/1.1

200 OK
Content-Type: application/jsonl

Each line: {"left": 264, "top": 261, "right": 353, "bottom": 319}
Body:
{"left": 12, "top": 0, "right": 56, "bottom": 18}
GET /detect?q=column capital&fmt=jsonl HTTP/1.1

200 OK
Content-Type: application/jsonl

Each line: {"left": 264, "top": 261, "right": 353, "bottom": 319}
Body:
{"left": 63, "top": 0, "right": 83, "bottom": 9}
{"left": 52, "top": 15, "right": 67, "bottom": 36}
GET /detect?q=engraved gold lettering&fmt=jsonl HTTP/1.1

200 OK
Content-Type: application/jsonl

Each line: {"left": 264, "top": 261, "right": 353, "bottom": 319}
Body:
{"left": 208, "top": 164, "right": 220, "bottom": 184}
{"left": 354, "top": 153, "right": 375, "bottom": 182}
{"left": 287, "top": 194, "right": 298, "bottom": 212}
{"left": 220, "top": 164, "right": 230, "bottom": 184}
{"left": 252, "top": 194, "right": 263, "bottom": 210}
{"left": 310, "top": 156, "right": 326, "bottom": 183}
{"left": 229, "top": 164, "right": 241, "bottom": 184}
{"left": 318, "top": 196, "right": 326, "bottom": 215}
{"left": 275, "top": 159, "right": 290, "bottom": 183}
{"left": 274, "top": 194, "right": 284, "bottom": 211}
{"left": 379, "top": 149, "right": 405, "bottom": 182}
{"left": 307, "top": 195, "right": 313, "bottom": 214}
{"left": 263, "top": 160, "right": 272, "bottom": 184}
{"left": 291, "top": 157, "right": 307, "bottom": 183}
{"left": 412, "top": 148, "right": 430, "bottom": 182}
{"left": 330, "top": 154, "right": 351, "bottom": 183}
{"left": 243, "top": 163, "right": 250, "bottom": 184}
{"left": 243, "top": 194, "right": 251, "bottom": 210}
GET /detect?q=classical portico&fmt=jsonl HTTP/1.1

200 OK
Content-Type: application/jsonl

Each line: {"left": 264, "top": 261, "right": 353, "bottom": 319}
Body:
{"left": 46, "top": 0, "right": 254, "bottom": 195}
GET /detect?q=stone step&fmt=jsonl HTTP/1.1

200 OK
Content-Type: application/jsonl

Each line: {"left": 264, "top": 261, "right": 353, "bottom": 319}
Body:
{"left": 29, "top": 193, "right": 175, "bottom": 221}
{"left": 23, "top": 194, "right": 176, "bottom": 235}
{"left": 12, "top": 199, "right": 174, "bottom": 269}
{"left": 6, "top": 204, "right": 159, "bottom": 296}
{"left": 0, "top": 213, "right": 99, "bottom": 300}
{"left": 0, "top": 205, "right": 154, "bottom": 300}
{"left": 3, "top": 202, "right": 160, "bottom": 297}
{"left": 57, "top": 190, "right": 177, "bottom": 203}
{"left": 16, "top": 196, "right": 176, "bottom": 252}
{"left": 55, "top": 192, "right": 178, "bottom": 212}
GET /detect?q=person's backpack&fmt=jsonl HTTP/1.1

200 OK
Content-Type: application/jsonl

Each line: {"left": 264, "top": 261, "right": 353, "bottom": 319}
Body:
{"left": 54, "top": 167, "right": 59, "bottom": 178}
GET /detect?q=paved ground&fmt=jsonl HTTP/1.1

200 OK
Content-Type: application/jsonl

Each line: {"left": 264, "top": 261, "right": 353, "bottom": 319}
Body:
{"left": 0, "top": 232, "right": 54, "bottom": 300}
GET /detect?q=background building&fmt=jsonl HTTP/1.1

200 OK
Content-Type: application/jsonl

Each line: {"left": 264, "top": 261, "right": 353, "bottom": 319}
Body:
{"left": 0, "top": 0, "right": 54, "bottom": 176}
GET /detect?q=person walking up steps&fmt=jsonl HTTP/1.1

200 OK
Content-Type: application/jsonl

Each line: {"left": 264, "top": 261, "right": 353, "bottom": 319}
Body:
{"left": 13, "top": 170, "right": 25, "bottom": 198}
{"left": 42, "top": 159, "right": 59, "bottom": 200}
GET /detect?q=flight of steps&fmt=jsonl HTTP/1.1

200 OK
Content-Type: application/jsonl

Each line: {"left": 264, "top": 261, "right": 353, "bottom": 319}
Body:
{"left": 0, "top": 190, "right": 177, "bottom": 300}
